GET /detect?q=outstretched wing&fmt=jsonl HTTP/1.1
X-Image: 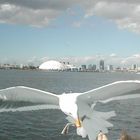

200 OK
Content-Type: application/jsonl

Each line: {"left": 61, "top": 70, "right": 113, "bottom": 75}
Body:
{"left": 77, "top": 80, "right": 140, "bottom": 104}
{"left": 0, "top": 86, "right": 60, "bottom": 112}
{"left": 76, "top": 80, "right": 140, "bottom": 140}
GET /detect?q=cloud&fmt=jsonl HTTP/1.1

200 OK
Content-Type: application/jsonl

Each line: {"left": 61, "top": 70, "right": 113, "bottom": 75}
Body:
{"left": 83, "top": 0, "right": 140, "bottom": 33}
{"left": 72, "top": 21, "right": 83, "bottom": 28}
{"left": 1, "top": 53, "right": 140, "bottom": 68}
{"left": 37, "top": 54, "right": 140, "bottom": 68}
{"left": 0, "top": 0, "right": 140, "bottom": 32}
{"left": 0, "top": 0, "right": 83, "bottom": 27}
{"left": 0, "top": 0, "right": 80, "bottom": 10}
{"left": 63, "top": 54, "right": 140, "bottom": 67}
{"left": 121, "top": 54, "right": 140, "bottom": 65}
{"left": 0, "top": 3, "right": 60, "bottom": 27}
{"left": 110, "top": 53, "right": 117, "bottom": 57}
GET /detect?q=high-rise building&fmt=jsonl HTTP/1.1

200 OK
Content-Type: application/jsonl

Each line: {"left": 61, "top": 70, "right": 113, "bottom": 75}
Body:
{"left": 93, "top": 64, "right": 96, "bottom": 71}
{"left": 88, "top": 64, "right": 93, "bottom": 71}
{"left": 81, "top": 65, "right": 86, "bottom": 71}
{"left": 131, "top": 64, "right": 137, "bottom": 70}
{"left": 99, "top": 60, "right": 104, "bottom": 71}
{"left": 107, "top": 65, "right": 113, "bottom": 71}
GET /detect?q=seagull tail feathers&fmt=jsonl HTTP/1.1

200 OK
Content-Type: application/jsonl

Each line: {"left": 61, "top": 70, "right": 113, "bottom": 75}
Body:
{"left": 81, "top": 110, "right": 116, "bottom": 140}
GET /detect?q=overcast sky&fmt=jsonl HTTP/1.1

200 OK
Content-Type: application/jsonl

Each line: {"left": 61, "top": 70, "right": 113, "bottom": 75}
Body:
{"left": 0, "top": 0, "right": 140, "bottom": 66}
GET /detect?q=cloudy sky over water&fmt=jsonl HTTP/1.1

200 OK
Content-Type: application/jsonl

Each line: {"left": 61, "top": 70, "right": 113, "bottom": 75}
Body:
{"left": 1, "top": 0, "right": 140, "bottom": 66}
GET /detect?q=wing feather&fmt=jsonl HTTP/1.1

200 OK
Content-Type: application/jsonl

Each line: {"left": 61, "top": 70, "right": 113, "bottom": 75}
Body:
{"left": 0, "top": 104, "right": 60, "bottom": 113}
{"left": 100, "top": 94, "right": 140, "bottom": 103}
{"left": 77, "top": 100, "right": 115, "bottom": 140}
{"left": 76, "top": 80, "right": 140, "bottom": 140}
{"left": 0, "top": 86, "right": 59, "bottom": 112}
{"left": 78, "top": 80, "right": 140, "bottom": 103}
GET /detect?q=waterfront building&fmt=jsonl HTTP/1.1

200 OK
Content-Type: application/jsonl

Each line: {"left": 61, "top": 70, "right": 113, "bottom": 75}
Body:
{"left": 131, "top": 64, "right": 137, "bottom": 70}
{"left": 99, "top": 60, "right": 104, "bottom": 71}
{"left": 107, "top": 65, "right": 113, "bottom": 71}
{"left": 39, "top": 60, "right": 66, "bottom": 71}
{"left": 39, "top": 60, "right": 78, "bottom": 71}
{"left": 81, "top": 65, "right": 87, "bottom": 71}
{"left": 88, "top": 64, "right": 93, "bottom": 71}
{"left": 93, "top": 64, "right": 97, "bottom": 71}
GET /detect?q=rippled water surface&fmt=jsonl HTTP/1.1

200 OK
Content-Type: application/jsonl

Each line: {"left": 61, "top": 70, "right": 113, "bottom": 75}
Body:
{"left": 0, "top": 70, "right": 140, "bottom": 140}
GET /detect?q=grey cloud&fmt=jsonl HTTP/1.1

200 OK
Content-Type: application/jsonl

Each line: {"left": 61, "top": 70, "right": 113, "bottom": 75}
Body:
{"left": 0, "top": 0, "right": 80, "bottom": 27}
{"left": 0, "top": 0, "right": 83, "bottom": 27}
{"left": 84, "top": 0, "right": 140, "bottom": 33}
{"left": 0, "top": 1, "right": 62, "bottom": 27}
{"left": 0, "top": 0, "right": 79, "bottom": 10}
{"left": 84, "top": 1, "right": 135, "bottom": 19}
{"left": 0, "top": 0, "right": 140, "bottom": 32}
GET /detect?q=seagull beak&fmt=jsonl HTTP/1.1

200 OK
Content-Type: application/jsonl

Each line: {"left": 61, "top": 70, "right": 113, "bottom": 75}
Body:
{"left": 75, "top": 118, "right": 82, "bottom": 128}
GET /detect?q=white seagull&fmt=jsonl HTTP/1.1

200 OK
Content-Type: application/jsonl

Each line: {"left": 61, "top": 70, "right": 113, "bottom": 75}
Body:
{"left": 0, "top": 80, "right": 140, "bottom": 140}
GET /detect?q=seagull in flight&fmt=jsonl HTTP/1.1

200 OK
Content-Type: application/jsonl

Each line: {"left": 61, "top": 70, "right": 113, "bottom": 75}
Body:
{"left": 0, "top": 80, "right": 140, "bottom": 140}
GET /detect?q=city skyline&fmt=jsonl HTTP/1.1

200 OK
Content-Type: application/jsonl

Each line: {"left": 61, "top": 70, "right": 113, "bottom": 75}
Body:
{"left": 0, "top": 59, "right": 139, "bottom": 73}
{"left": 0, "top": 58, "right": 140, "bottom": 71}
{"left": 0, "top": 1, "right": 140, "bottom": 66}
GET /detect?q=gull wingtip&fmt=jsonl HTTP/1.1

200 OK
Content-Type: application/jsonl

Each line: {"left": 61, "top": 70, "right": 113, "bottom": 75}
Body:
{"left": 113, "top": 80, "right": 140, "bottom": 84}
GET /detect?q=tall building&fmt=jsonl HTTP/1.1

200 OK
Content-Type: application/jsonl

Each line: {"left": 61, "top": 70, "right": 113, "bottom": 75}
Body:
{"left": 93, "top": 64, "right": 96, "bottom": 71}
{"left": 81, "top": 65, "right": 86, "bottom": 71}
{"left": 131, "top": 64, "right": 137, "bottom": 70}
{"left": 88, "top": 64, "right": 93, "bottom": 71}
{"left": 99, "top": 60, "right": 104, "bottom": 71}
{"left": 107, "top": 65, "right": 113, "bottom": 71}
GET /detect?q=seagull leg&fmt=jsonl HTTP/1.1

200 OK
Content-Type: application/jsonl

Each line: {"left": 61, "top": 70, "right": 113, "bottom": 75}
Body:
{"left": 61, "top": 123, "right": 74, "bottom": 135}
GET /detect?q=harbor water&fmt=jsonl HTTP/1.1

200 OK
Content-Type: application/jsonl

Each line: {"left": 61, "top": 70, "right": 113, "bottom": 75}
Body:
{"left": 0, "top": 70, "right": 140, "bottom": 140}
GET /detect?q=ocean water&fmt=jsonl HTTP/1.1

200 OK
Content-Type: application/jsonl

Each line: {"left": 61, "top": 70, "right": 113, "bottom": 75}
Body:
{"left": 0, "top": 70, "right": 140, "bottom": 140}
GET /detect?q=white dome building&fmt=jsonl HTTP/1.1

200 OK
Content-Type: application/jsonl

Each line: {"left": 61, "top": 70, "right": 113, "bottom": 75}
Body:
{"left": 39, "top": 60, "right": 65, "bottom": 71}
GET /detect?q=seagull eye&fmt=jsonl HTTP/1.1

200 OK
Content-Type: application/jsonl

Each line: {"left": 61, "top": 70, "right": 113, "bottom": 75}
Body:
{"left": 69, "top": 112, "right": 72, "bottom": 115}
